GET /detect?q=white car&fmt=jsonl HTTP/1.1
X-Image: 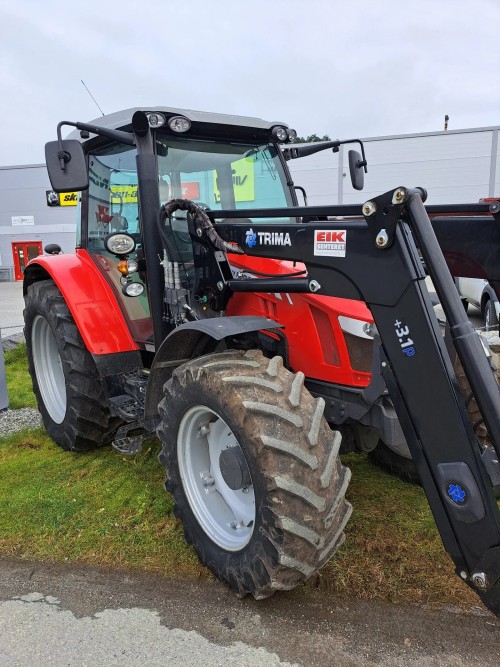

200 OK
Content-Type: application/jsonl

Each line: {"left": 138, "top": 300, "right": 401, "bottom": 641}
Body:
{"left": 457, "top": 277, "right": 500, "bottom": 330}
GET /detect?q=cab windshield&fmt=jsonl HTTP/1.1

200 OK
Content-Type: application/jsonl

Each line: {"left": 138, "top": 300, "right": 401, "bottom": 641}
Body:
{"left": 156, "top": 135, "right": 293, "bottom": 215}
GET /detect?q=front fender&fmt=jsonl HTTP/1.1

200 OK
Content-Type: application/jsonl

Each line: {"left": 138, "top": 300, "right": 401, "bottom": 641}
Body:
{"left": 144, "top": 315, "right": 283, "bottom": 423}
{"left": 24, "top": 249, "right": 138, "bottom": 355}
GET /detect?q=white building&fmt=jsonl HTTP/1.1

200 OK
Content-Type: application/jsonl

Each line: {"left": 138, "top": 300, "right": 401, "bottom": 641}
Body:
{"left": 287, "top": 125, "right": 500, "bottom": 206}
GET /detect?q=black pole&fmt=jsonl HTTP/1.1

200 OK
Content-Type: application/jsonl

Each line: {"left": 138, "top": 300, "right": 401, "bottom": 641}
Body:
{"left": 407, "top": 191, "right": 500, "bottom": 457}
{"left": 132, "top": 111, "right": 166, "bottom": 348}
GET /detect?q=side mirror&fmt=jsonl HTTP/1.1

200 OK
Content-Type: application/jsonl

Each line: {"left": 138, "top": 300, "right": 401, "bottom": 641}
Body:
{"left": 45, "top": 140, "right": 88, "bottom": 193}
{"left": 44, "top": 243, "right": 62, "bottom": 255}
{"left": 348, "top": 150, "right": 365, "bottom": 191}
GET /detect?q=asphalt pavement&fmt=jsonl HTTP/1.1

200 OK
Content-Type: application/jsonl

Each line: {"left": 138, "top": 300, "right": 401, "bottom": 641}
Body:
{"left": 0, "top": 558, "right": 499, "bottom": 667}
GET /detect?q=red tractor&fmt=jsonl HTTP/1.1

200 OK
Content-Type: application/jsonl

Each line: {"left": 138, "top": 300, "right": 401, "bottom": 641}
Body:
{"left": 24, "top": 108, "right": 500, "bottom": 615}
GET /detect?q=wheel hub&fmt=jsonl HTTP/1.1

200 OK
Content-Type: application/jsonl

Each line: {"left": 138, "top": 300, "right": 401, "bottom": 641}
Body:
{"left": 177, "top": 405, "right": 256, "bottom": 551}
{"left": 219, "top": 446, "right": 252, "bottom": 491}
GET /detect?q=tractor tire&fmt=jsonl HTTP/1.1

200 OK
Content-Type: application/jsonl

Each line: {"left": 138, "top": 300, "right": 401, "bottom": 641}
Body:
{"left": 24, "top": 280, "right": 122, "bottom": 451}
{"left": 157, "top": 348, "right": 352, "bottom": 599}
{"left": 370, "top": 333, "right": 500, "bottom": 484}
{"left": 368, "top": 441, "right": 419, "bottom": 483}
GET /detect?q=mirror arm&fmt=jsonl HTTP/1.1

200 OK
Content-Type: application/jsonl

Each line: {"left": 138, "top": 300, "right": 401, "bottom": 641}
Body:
{"left": 56, "top": 122, "right": 71, "bottom": 170}
{"left": 339, "top": 139, "right": 368, "bottom": 172}
{"left": 283, "top": 138, "right": 368, "bottom": 172}
{"left": 55, "top": 120, "right": 136, "bottom": 171}
{"left": 283, "top": 140, "right": 341, "bottom": 160}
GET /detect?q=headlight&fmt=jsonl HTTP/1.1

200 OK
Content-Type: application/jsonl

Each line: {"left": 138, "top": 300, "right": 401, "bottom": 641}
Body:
{"left": 338, "top": 315, "right": 377, "bottom": 374}
{"left": 287, "top": 128, "right": 298, "bottom": 142}
{"left": 338, "top": 316, "right": 377, "bottom": 339}
{"left": 104, "top": 233, "right": 136, "bottom": 256}
{"left": 122, "top": 282, "right": 144, "bottom": 297}
{"left": 168, "top": 115, "right": 191, "bottom": 133}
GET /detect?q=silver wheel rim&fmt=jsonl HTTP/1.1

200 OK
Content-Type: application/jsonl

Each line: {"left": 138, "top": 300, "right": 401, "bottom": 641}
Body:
{"left": 177, "top": 405, "right": 255, "bottom": 551}
{"left": 32, "top": 315, "right": 67, "bottom": 424}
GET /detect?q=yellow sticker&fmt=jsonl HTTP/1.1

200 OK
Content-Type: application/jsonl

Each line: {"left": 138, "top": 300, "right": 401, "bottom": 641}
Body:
{"left": 110, "top": 185, "right": 139, "bottom": 204}
{"left": 214, "top": 157, "right": 255, "bottom": 203}
{"left": 59, "top": 192, "right": 79, "bottom": 206}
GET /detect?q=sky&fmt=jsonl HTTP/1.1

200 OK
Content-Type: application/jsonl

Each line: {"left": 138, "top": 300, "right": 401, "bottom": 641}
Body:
{"left": 0, "top": 0, "right": 499, "bottom": 165}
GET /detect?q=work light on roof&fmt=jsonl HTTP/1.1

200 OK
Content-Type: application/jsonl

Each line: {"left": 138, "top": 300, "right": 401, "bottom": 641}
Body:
{"left": 168, "top": 116, "right": 191, "bottom": 133}
{"left": 287, "top": 128, "right": 297, "bottom": 142}
{"left": 272, "top": 126, "right": 288, "bottom": 143}
{"left": 146, "top": 112, "right": 166, "bottom": 128}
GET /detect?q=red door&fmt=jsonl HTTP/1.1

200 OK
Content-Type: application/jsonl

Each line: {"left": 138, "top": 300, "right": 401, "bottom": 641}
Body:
{"left": 12, "top": 241, "right": 43, "bottom": 281}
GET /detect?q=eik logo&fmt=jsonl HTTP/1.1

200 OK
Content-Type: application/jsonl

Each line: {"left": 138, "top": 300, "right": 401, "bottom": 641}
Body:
{"left": 246, "top": 228, "right": 257, "bottom": 248}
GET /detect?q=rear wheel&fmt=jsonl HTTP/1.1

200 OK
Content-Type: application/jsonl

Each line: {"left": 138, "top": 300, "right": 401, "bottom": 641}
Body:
{"left": 24, "top": 280, "right": 122, "bottom": 451}
{"left": 370, "top": 330, "right": 500, "bottom": 484}
{"left": 157, "top": 349, "right": 352, "bottom": 599}
{"left": 369, "top": 440, "right": 419, "bottom": 483}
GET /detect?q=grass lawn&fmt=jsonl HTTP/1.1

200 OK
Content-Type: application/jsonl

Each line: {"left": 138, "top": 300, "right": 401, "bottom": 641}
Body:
{"left": 0, "top": 344, "right": 478, "bottom": 606}
{"left": 3, "top": 345, "right": 36, "bottom": 410}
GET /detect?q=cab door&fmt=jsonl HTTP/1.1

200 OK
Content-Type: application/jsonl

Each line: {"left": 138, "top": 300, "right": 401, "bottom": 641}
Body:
{"left": 85, "top": 143, "right": 153, "bottom": 346}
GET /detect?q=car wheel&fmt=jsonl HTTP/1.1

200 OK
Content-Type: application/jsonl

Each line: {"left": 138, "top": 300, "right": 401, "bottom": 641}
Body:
{"left": 484, "top": 299, "right": 498, "bottom": 331}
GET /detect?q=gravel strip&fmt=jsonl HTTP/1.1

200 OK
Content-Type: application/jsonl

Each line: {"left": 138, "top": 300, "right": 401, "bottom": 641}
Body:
{"left": 0, "top": 408, "right": 42, "bottom": 437}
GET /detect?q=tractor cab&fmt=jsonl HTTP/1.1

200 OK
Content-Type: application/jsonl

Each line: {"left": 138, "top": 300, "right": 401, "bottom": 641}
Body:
{"left": 56, "top": 109, "right": 300, "bottom": 347}
{"left": 45, "top": 108, "right": 366, "bottom": 350}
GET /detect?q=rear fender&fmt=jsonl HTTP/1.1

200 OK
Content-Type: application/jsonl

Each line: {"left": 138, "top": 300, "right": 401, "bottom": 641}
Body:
{"left": 23, "top": 250, "right": 138, "bottom": 355}
{"left": 144, "top": 316, "right": 283, "bottom": 423}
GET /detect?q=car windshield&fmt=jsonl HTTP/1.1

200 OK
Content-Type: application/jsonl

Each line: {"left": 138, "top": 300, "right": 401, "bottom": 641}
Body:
{"left": 156, "top": 135, "right": 293, "bottom": 217}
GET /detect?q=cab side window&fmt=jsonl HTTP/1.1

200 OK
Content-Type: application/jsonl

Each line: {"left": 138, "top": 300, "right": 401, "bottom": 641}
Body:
{"left": 86, "top": 143, "right": 152, "bottom": 344}
{"left": 87, "top": 144, "right": 139, "bottom": 249}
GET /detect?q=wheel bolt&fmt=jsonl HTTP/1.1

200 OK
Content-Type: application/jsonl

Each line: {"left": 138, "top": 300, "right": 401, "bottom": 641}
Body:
{"left": 472, "top": 572, "right": 487, "bottom": 589}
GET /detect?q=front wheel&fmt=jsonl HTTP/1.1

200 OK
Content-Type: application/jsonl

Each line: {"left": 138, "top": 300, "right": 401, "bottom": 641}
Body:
{"left": 157, "top": 349, "right": 352, "bottom": 599}
{"left": 24, "top": 280, "right": 122, "bottom": 451}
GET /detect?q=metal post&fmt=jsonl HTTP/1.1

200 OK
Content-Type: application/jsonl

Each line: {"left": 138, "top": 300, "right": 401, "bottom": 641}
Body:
{"left": 407, "top": 191, "right": 500, "bottom": 458}
{"left": 0, "top": 329, "right": 8, "bottom": 411}
{"left": 489, "top": 129, "right": 498, "bottom": 198}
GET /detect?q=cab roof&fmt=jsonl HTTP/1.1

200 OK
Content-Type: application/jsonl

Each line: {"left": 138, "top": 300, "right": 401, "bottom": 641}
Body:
{"left": 68, "top": 106, "right": 288, "bottom": 140}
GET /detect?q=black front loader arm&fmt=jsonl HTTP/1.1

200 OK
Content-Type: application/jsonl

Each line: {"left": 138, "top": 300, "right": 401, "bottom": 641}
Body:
{"left": 205, "top": 188, "right": 500, "bottom": 613}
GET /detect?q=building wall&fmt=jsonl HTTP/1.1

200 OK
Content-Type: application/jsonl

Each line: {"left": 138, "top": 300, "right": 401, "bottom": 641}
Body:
{"left": 288, "top": 126, "right": 500, "bottom": 206}
{"left": 0, "top": 164, "right": 76, "bottom": 280}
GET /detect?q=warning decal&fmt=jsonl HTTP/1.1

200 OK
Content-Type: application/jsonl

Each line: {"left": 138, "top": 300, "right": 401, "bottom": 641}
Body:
{"left": 314, "top": 230, "right": 346, "bottom": 257}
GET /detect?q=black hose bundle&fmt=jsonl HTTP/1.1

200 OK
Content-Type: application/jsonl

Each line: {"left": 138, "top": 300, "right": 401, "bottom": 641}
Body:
{"left": 160, "top": 199, "right": 244, "bottom": 255}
